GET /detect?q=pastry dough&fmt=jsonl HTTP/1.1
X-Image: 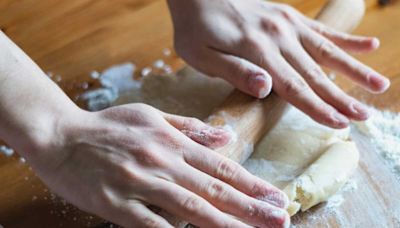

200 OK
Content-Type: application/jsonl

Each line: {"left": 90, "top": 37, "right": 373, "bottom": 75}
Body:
{"left": 283, "top": 141, "right": 359, "bottom": 215}
{"left": 244, "top": 106, "right": 359, "bottom": 215}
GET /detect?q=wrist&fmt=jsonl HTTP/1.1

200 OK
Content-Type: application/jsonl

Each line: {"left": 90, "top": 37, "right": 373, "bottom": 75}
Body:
{"left": 14, "top": 102, "right": 87, "bottom": 160}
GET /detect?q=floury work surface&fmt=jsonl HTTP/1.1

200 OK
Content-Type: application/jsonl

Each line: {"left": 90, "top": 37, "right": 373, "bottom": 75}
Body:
{"left": 0, "top": 0, "right": 400, "bottom": 227}
{"left": 85, "top": 63, "right": 400, "bottom": 227}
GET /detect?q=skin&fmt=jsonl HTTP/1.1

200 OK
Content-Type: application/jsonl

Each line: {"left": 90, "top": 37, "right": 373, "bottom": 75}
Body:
{"left": 0, "top": 0, "right": 390, "bottom": 227}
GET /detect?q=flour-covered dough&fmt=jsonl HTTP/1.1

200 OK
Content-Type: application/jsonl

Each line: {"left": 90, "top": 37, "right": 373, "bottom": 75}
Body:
{"left": 244, "top": 106, "right": 359, "bottom": 215}
{"left": 283, "top": 141, "right": 359, "bottom": 215}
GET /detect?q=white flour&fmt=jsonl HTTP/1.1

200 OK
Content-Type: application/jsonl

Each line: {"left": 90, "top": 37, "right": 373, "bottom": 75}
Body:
{"left": 0, "top": 145, "right": 14, "bottom": 157}
{"left": 325, "top": 179, "right": 357, "bottom": 210}
{"left": 80, "top": 63, "right": 140, "bottom": 111}
{"left": 354, "top": 107, "right": 400, "bottom": 176}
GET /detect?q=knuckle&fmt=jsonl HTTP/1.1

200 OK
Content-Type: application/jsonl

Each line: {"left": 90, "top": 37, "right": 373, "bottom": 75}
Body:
{"left": 215, "top": 159, "right": 241, "bottom": 181}
{"left": 261, "top": 18, "right": 286, "bottom": 36}
{"left": 279, "top": 6, "right": 297, "bottom": 22}
{"left": 181, "top": 196, "right": 204, "bottom": 213}
{"left": 250, "top": 180, "right": 268, "bottom": 196}
{"left": 108, "top": 103, "right": 158, "bottom": 125}
{"left": 142, "top": 217, "right": 163, "bottom": 228}
{"left": 280, "top": 78, "right": 308, "bottom": 97}
{"left": 119, "top": 161, "right": 144, "bottom": 182}
{"left": 303, "top": 67, "right": 326, "bottom": 85}
{"left": 317, "top": 40, "right": 336, "bottom": 59}
{"left": 246, "top": 203, "right": 268, "bottom": 220}
{"left": 206, "top": 181, "right": 229, "bottom": 200}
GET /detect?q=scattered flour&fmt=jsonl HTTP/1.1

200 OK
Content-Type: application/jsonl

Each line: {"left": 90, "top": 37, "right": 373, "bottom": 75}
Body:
{"left": 163, "top": 48, "right": 171, "bottom": 56}
{"left": 153, "top": 59, "right": 165, "bottom": 69}
{"left": 99, "top": 63, "right": 139, "bottom": 93}
{"left": 80, "top": 59, "right": 175, "bottom": 111}
{"left": 325, "top": 194, "right": 344, "bottom": 209}
{"left": 0, "top": 145, "right": 14, "bottom": 157}
{"left": 55, "top": 75, "right": 62, "bottom": 82}
{"left": 141, "top": 67, "right": 152, "bottom": 77}
{"left": 80, "top": 62, "right": 140, "bottom": 111}
{"left": 324, "top": 179, "right": 357, "bottom": 211}
{"left": 289, "top": 179, "right": 358, "bottom": 228}
{"left": 90, "top": 70, "right": 100, "bottom": 79}
{"left": 354, "top": 107, "right": 400, "bottom": 176}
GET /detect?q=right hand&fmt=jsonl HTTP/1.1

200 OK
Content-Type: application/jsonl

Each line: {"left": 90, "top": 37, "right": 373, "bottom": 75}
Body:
{"left": 28, "top": 103, "right": 289, "bottom": 228}
{"left": 168, "top": 0, "right": 390, "bottom": 129}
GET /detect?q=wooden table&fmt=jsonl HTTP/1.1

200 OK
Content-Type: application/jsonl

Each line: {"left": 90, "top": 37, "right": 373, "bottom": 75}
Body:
{"left": 0, "top": 0, "right": 399, "bottom": 227}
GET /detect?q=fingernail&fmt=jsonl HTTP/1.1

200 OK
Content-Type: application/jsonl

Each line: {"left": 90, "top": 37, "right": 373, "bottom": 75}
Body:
{"left": 332, "top": 112, "right": 349, "bottom": 127}
{"left": 371, "top": 37, "right": 380, "bottom": 49}
{"left": 249, "top": 74, "right": 271, "bottom": 98}
{"left": 369, "top": 73, "right": 390, "bottom": 93}
{"left": 270, "top": 209, "right": 290, "bottom": 228}
{"left": 351, "top": 102, "right": 370, "bottom": 120}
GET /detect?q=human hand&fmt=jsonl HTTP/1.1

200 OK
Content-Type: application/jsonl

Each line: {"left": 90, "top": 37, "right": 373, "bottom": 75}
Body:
{"left": 28, "top": 103, "right": 290, "bottom": 228}
{"left": 167, "top": 0, "right": 390, "bottom": 129}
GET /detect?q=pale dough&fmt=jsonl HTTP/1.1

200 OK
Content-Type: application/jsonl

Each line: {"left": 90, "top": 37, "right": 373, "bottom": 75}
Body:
{"left": 115, "top": 67, "right": 360, "bottom": 215}
{"left": 243, "top": 106, "right": 359, "bottom": 215}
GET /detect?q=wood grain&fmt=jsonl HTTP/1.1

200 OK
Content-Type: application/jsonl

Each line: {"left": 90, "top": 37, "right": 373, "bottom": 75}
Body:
{"left": 0, "top": 0, "right": 399, "bottom": 228}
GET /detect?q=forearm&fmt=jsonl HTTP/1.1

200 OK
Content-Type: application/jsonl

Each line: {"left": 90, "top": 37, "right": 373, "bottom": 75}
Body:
{"left": 0, "top": 31, "right": 80, "bottom": 157}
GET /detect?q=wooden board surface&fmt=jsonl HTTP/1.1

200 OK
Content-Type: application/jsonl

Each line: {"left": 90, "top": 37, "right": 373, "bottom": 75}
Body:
{"left": 0, "top": 0, "right": 399, "bottom": 227}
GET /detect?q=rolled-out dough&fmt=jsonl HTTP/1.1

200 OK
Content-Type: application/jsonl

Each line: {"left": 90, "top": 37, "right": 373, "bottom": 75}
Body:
{"left": 282, "top": 141, "right": 359, "bottom": 215}
{"left": 115, "top": 67, "right": 359, "bottom": 216}
{"left": 243, "top": 106, "right": 359, "bottom": 215}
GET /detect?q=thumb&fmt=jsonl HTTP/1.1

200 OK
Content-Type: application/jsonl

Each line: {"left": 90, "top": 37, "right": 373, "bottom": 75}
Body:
{"left": 162, "top": 113, "right": 231, "bottom": 149}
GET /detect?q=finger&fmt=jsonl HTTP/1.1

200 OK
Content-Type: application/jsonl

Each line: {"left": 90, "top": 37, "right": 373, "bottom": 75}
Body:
{"left": 281, "top": 40, "right": 370, "bottom": 120}
{"left": 182, "top": 145, "right": 289, "bottom": 209}
{"left": 162, "top": 113, "right": 231, "bottom": 149}
{"left": 217, "top": 36, "right": 349, "bottom": 127}
{"left": 173, "top": 163, "right": 290, "bottom": 227}
{"left": 269, "top": 53, "right": 350, "bottom": 128}
{"left": 116, "top": 201, "right": 173, "bottom": 228}
{"left": 301, "top": 29, "right": 390, "bottom": 93}
{"left": 143, "top": 178, "right": 252, "bottom": 228}
{"left": 300, "top": 15, "right": 380, "bottom": 53}
{"left": 187, "top": 47, "right": 273, "bottom": 99}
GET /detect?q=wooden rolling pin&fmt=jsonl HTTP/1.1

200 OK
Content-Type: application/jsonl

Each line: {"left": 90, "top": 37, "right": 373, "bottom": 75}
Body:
{"left": 163, "top": 0, "right": 366, "bottom": 226}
